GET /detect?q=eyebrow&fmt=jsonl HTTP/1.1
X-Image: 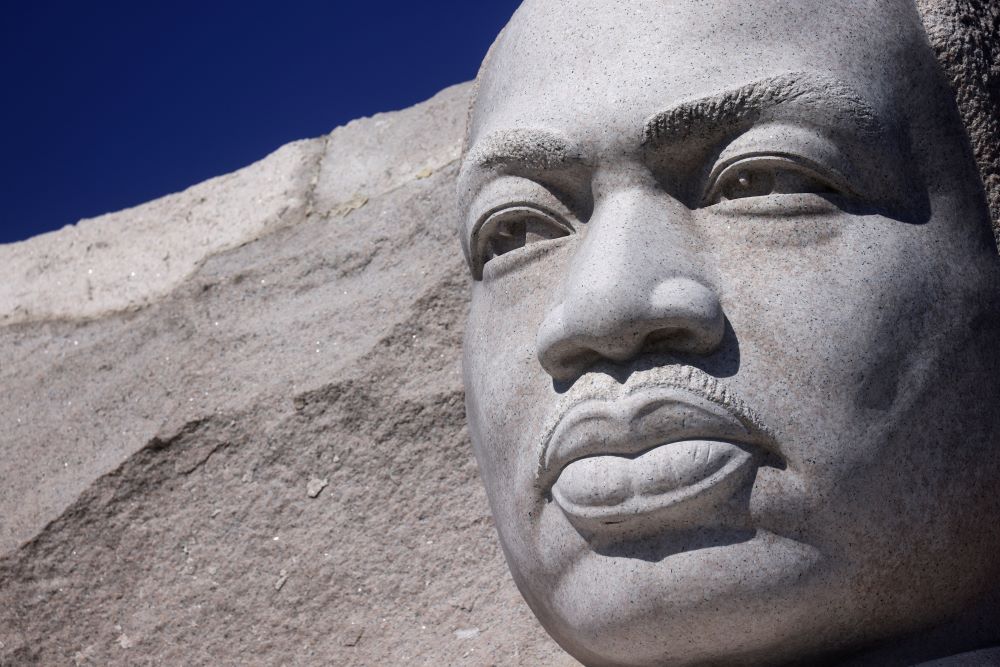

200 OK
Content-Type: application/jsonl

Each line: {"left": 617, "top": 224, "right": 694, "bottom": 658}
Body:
{"left": 462, "top": 128, "right": 585, "bottom": 176}
{"left": 643, "top": 72, "right": 882, "bottom": 148}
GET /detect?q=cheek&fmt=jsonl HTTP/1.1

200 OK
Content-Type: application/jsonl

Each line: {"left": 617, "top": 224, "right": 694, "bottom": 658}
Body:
{"left": 717, "top": 216, "right": 999, "bottom": 553}
{"left": 465, "top": 279, "right": 580, "bottom": 590}
{"left": 714, "top": 217, "right": 935, "bottom": 446}
{"left": 711, "top": 219, "right": 942, "bottom": 536}
{"left": 464, "top": 266, "right": 565, "bottom": 504}
{"left": 465, "top": 243, "right": 575, "bottom": 408}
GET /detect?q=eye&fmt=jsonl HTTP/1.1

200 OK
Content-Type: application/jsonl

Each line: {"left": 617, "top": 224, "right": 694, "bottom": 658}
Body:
{"left": 472, "top": 205, "right": 572, "bottom": 278}
{"left": 704, "top": 155, "right": 845, "bottom": 206}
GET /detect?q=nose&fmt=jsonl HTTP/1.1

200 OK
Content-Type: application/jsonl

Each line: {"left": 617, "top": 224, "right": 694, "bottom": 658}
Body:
{"left": 536, "top": 185, "right": 725, "bottom": 383}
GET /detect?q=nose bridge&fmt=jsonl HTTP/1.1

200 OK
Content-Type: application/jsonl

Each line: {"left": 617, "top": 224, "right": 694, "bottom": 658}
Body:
{"left": 561, "top": 185, "right": 696, "bottom": 332}
{"left": 536, "top": 180, "right": 725, "bottom": 381}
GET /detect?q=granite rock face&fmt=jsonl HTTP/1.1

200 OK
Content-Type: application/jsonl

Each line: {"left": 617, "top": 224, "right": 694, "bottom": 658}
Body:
{"left": 4, "top": 2, "right": 998, "bottom": 665}
{"left": 917, "top": 0, "right": 1000, "bottom": 241}
{"left": 0, "top": 83, "right": 576, "bottom": 666}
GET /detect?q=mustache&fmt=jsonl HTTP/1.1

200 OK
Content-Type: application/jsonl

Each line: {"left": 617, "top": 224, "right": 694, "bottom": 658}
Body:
{"left": 536, "top": 361, "right": 774, "bottom": 476}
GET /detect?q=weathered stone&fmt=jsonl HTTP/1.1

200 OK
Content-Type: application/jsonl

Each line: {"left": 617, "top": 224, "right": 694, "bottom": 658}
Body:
{"left": 0, "top": 83, "right": 575, "bottom": 665}
{"left": 5, "top": 2, "right": 998, "bottom": 665}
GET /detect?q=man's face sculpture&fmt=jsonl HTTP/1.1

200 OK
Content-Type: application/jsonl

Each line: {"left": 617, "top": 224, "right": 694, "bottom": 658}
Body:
{"left": 459, "top": 0, "right": 1000, "bottom": 664}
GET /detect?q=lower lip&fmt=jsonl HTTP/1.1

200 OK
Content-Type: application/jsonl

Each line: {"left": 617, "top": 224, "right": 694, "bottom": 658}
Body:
{"left": 551, "top": 440, "right": 753, "bottom": 536}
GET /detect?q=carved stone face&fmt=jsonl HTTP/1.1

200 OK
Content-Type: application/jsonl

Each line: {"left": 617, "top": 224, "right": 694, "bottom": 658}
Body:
{"left": 459, "top": 0, "right": 1000, "bottom": 664}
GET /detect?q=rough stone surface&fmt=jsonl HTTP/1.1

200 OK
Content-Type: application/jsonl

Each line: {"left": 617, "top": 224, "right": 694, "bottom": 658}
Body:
{"left": 917, "top": 0, "right": 1000, "bottom": 243}
{"left": 0, "top": 140, "right": 323, "bottom": 327}
{"left": 0, "top": 83, "right": 576, "bottom": 666}
{"left": 4, "top": 2, "right": 999, "bottom": 666}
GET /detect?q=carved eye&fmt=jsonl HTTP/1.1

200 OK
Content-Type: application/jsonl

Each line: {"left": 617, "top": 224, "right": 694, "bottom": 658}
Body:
{"left": 472, "top": 206, "right": 572, "bottom": 277}
{"left": 705, "top": 155, "right": 843, "bottom": 206}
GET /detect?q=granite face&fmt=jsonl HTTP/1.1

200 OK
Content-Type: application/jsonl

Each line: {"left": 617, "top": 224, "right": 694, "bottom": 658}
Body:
{"left": 460, "top": 1, "right": 1000, "bottom": 666}
{"left": 0, "top": 85, "right": 577, "bottom": 666}
{"left": 3, "top": 2, "right": 999, "bottom": 666}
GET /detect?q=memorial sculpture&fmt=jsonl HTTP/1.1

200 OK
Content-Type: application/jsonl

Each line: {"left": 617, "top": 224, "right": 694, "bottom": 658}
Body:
{"left": 459, "top": 1, "right": 1000, "bottom": 665}
{"left": 1, "top": 0, "right": 998, "bottom": 664}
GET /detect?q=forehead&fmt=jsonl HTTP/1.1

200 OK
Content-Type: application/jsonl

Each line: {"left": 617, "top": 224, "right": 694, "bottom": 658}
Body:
{"left": 470, "top": 0, "right": 927, "bottom": 150}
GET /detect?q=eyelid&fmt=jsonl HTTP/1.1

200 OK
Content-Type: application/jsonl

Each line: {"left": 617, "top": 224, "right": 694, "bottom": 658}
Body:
{"left": 462, "top": 176, "right": 578, "bottom": 265}
{"left": 702, "top": 152, "right": 855, "bottom": 206}
{"left": 703, "top": 121, "right": 863, "bottom": 195}
{"left": 470, "top": 203, "right": 573, "bottom": 280}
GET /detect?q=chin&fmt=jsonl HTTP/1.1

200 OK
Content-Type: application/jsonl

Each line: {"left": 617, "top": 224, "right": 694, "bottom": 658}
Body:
{"left": 520, "top": 513, "right": 1000, "bottom": 667}
{"left": 510, "top": 516, "right": 849, "bottom": 666}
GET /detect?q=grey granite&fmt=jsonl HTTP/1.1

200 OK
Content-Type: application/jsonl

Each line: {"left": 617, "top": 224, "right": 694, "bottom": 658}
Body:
{"left": 2, "top": 1, "right": 999, "bottom": 665}
{"left": 0, "top": 84, "right": 578, "bottom": 666}
{"left": 460, "top": 1, "right": 1000, "bottom": 665}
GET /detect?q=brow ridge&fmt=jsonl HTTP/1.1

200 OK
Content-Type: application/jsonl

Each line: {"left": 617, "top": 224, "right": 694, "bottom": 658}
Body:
{"left": 643, "top": 72, "right": 881, "bottom": 147}
{"left": 464, "top": 127, "right": 585, "bottom": 174}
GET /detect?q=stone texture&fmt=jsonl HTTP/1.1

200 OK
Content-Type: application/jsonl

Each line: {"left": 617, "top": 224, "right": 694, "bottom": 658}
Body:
{"left": 917, "top": 0, "right": 1000, "bottom": 243}
{"left": 0, "top": 140, "right": 323, "bottom": 327}
{"left": 5, "top": 2, "right": 999, "bottom": 666}
{"left": 460, "top": 1, "right": 1000, "bottom": 665}
{"left": 0, "top": 83, "right": 576, "bottom": 666}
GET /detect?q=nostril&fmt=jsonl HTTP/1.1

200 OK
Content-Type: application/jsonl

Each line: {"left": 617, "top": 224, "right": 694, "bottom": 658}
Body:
{"left": 536, "top": 277, "right": 726, "bottom": 382}
{"left": 647, "top": 278, "right": 726, "bottom": 353}
{"left": 645, "top": 325, "right": 720, "bottom": 356}
{"left": 543, "top": 346, "right": 603, "bottom": 383}
{"left": 645, "top": 327, "right": 695, "bottom": 350}
{"left": 536, "top": 310, "right": 603, "bottom": 382}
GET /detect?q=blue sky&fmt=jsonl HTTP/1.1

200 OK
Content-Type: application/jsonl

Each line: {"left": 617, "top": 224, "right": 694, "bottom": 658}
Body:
{"left": 1, "top": 1, "right": 520, "bottom": 244}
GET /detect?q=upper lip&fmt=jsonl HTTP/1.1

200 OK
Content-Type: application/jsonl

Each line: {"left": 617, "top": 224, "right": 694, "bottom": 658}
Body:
{"left": 535, "top": 364, "right": 775, "bottom": 492}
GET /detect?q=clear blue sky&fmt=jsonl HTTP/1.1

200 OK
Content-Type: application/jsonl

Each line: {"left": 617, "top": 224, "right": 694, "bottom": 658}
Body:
{"left": 0, "top": 1, "right": 521, "bottom": 244}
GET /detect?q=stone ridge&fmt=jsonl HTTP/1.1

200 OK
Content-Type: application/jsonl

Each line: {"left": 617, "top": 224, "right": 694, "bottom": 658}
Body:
{"left": 0, "top": 83, "right": 472, "bottom": 327}
{"left": 0, "top": 82, "right": 577, "bottom": 665}
{"left": 0, "top": 139, "right": 322, "bottom": 327}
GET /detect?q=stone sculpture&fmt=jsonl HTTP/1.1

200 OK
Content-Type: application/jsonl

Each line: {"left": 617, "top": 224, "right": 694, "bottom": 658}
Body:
{"left": 459, "top": 1, "right": 1000, "bottom": 665}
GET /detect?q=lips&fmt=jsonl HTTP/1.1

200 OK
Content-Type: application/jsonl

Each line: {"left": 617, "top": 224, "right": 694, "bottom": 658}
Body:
{"left": 537, "top": 371, "right": 772, "bottom": 537}
{"left": 554, "top": 439, "right": 746, "bottom": 507}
